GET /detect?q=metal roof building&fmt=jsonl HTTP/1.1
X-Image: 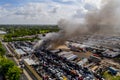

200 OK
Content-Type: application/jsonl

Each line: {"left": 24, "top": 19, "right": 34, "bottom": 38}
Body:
{"left": 15, "top": 49, "right": 26, "bottom": 55}
{"left": 24, "top": 58, "right": 36, "bottom": 65}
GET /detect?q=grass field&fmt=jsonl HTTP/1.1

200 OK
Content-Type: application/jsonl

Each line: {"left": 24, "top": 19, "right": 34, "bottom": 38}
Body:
{"left": 103, "top": 71, "right": 120, "bottom": 80}
{"left": 0, "top": 34, "right": 4, "bottom": 39}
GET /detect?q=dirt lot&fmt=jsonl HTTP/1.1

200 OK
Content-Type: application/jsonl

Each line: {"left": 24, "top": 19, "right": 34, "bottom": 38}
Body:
{"left": 73, "top": 51, "right": 92, "bottom": 59}
{"left": 56, "top": 45, "right": 93, "bottom": 59}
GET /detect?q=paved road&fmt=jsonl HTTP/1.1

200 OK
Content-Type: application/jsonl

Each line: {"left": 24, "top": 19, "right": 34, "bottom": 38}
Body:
{"left": 2, "top": 42, "right": 33, "bottom": 80}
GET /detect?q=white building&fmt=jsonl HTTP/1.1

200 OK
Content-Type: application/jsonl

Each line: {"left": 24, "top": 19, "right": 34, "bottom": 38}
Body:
{"left": 15, "top": 49, "right": 27, "bottom": 58}
{"left": 77, "top": 58, "right": 88, "bottom": 66}
{"left": 102, "top": 49, "right": 120, "bottom": 58}
{"left": 66, "top": 42, "right": 89, "bottom": 52}
{"left": 66, "top": 54, "right": 77, "bottom": 61}
{"left": 21, "top": 46, "right": 33, "bottom": 53}
{"left": 24, "top": 58, "right": 36, "bottom": 65}
{"left": 0, "top": 30, "right": 6, "bottom": 34}
{"left": 58, "top": 51, "right": 78, "bottom": 61}
{"left": 58, "top": 51, "right": 72, "bottom": 56}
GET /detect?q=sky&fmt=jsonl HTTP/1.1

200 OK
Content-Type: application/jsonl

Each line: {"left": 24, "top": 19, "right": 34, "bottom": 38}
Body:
{"left": 0, "top": 0, "right": 101, "bottom": 24}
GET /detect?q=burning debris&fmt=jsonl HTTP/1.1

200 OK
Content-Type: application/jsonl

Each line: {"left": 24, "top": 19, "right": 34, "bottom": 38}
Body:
{"left": 35, "top": 0, "right": 120, "bottom": 50}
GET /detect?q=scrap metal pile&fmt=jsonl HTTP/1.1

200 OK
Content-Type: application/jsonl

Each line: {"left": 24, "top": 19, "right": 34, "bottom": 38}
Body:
{"left": 33, "top": 49, "right": 95, "bottom": 80}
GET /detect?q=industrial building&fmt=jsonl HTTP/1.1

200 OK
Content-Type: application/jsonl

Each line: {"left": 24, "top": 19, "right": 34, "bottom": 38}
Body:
{"left": 102, "top": 49, "right": 120, "bottom": 58}
{"left": 88, "top": 56, "right": 101, "bottom": 63}
{"left": 24, "top": 58, "right": 36, "bottom": 66}
{"left": 15, "top": 49, "right": 27, "bottom": 58}
{"left": 6, "top": 40, "right": 120, "bottom": 80}
{"left": 58, "top": 51, "right": 78, "bottom": 61}
{"left": 66, "top": 42, "right": 89, "bottom": 52}
{"left": 0, "top": 30, "right": 6, "bottom": 34}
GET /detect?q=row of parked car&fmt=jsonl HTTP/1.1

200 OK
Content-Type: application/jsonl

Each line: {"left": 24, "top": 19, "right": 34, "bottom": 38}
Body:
{"left": 32, "top": 49, "right": 95, "bottom": 80}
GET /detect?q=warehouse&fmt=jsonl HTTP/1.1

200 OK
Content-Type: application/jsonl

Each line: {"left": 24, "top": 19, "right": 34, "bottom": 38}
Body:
{"left": 66, "top": 54, "right": 78, "bottom": 61}
{"left": 0, "top": 30, "right": 6, "bottom": 34}
{"left": 15, "top": 49, "right": 27, "bottom": 58}
{"left": 21, "top": 46, "right": 33, "bottom": 53}
{"left": 58, "top": 51, "right": 78, "bottom": 61}
{"left": 24, "top": 58, "right": 36, "bottom": 65}
{"left": 89, "top": 56, "right": 101, "bottom": 63}
{"left": 66, "top": 42, "right": 89, "bottom": 52}
{"left": 58, "top": 51, "right": 72, "bottom": 56}
{"left": 102, "top": 49, "right": 120, "bottom": 58}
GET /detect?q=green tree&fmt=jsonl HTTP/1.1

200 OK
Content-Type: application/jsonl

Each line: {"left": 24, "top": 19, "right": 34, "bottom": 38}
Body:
{"left": 0, "top": 56, "right": 21, "bottom": 80}
{"left": 0, "top": 42, "right": 6, "bottom": 56}
{"left": 0, "top": 47, "right": 6, "bottom": 56}
{"left": 0, "top": 57, "right": 14, "bottom": 74}
{"left": 6, "top": 66, "right": 21, "bottom": 80}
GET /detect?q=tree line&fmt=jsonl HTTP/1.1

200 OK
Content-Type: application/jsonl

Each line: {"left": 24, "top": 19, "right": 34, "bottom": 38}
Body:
{"left": 0, "top": 42, "right": 21, "bottom": 80}
{"left": 0, "top": 42, "right": 5, "bottom": 56}
{"left": 1, "top": 25, "right": 59, "bottom": 42}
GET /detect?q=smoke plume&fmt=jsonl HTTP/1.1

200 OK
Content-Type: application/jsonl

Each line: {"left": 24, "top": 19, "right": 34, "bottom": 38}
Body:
{"left": 35, "top": 0, "right": 120, "bottom": 49}
{"left": 86, "top": 0, "right": 120, "bottom": 34}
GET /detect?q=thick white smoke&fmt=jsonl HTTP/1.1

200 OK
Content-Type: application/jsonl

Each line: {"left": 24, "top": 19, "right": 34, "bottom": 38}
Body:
{"left": 35, "top": 0, "right": 120, "bottom": 49}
